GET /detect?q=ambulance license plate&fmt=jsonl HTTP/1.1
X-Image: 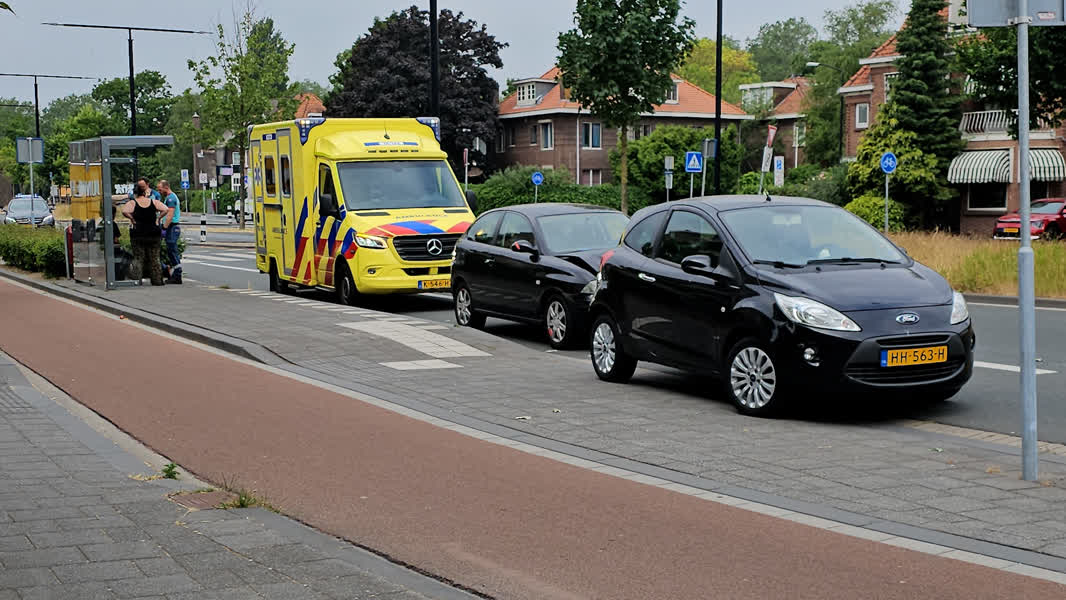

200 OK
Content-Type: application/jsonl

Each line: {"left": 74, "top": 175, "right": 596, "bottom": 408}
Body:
{"left": 880, "top": 346, "right": 948, "bottom": 367}
{"left": 418, "top": 279, "right": 450, "bottom": 290}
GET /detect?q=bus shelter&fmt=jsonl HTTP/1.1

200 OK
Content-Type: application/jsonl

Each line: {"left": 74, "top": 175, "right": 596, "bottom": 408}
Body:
{"left": 67, "top": 135, "right": 173, "bottom": 289}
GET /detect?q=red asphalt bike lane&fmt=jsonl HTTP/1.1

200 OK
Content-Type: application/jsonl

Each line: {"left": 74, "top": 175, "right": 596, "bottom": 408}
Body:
{"left": 0, "top": 280, "right": 1061, "bottom": 600}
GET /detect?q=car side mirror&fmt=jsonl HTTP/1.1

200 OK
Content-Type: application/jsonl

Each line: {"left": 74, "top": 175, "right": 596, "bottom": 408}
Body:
{"left": 681, "top": 254, "right": 716, "bottom": 277}
{"left": 511, "top": 239, "right": 538, "bottom": 256}
{"left": 466, "top": 189, "right": 478, "bottom": 214}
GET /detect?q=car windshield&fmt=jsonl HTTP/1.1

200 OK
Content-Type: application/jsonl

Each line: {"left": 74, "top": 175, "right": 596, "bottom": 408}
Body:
{"left": 1032, "top": 201, "right": 1064, "bottom": 214}
{"left": 8, "top": 198, "right": 47, "bottom": 213}
{"left": 536, "top": 212, "right": 629, "bottom": 254}
{"left": 719, "top": 205, "right": 904, "bottom": 266}
{"left": 336, "top": 160, "right": 466, "bottom": 211}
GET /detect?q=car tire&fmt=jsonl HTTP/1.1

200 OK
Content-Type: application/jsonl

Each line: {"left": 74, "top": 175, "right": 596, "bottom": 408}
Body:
{"left": 453, "top": 282, "right": 486, "bottom": 329}
{"left": 269, "top": 260, "right": 290, "bottom": 294}
{"left": 335, "top": 262, "right": 359, "bottom": 306}
{"left": 725, "top": 337, "right": 785, "bottom": 417}
{"left": 1043, "top": 224, "right": 1062, "bottom": 240}
{"left": 544, "top": 294, "right": 578, "bottom": 350}
{"left": 590, "top": 313, "right": 637, "bottom": 383}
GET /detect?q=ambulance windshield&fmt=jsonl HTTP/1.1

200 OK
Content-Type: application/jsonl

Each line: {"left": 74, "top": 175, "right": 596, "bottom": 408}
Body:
{"left": 337, "top": 160, "right": 467, "bottom": 211}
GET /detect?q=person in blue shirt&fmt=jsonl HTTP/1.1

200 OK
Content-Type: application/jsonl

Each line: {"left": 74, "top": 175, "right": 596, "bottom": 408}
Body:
{"left": 157, "top": 179, "right": 182, "bottom": 284}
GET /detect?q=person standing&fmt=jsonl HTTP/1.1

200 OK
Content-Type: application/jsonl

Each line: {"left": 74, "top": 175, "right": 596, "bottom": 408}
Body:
{"left": 122, "top": 181, "right": 171, "bottom": 286}
{"left": 158, "top": 179, "right": 182, "bottom": 284}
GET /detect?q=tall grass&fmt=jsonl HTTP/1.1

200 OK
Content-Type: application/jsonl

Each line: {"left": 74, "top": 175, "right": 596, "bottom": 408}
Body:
{"left": 890, "top": 231, "right": 1066, "bottom": 297}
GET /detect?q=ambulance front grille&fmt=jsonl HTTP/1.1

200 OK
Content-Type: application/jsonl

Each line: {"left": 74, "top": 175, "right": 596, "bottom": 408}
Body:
{"left": 392, "top": 234, "right": 461, "bottom": 262}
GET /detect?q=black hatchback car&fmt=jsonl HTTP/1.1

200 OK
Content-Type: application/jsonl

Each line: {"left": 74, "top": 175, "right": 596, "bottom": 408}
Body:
{"left": 588, "top": 196, "right": 975, "bottom": 417}
{"left": 451, "top": 204, "right": 628, "bottom": 348}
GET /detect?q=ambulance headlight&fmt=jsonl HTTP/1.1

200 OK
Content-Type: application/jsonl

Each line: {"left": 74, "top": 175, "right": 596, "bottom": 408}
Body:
{"left": 355, "top": 234, "right": 388, "bottom": 250}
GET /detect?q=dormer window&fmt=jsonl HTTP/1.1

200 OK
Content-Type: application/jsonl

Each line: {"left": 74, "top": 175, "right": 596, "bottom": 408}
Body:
{"left": 665, "top": 81, "right": 680, "bottom": 103}
{"left": 516, "top": 83, "right": 538, "bottom": 106}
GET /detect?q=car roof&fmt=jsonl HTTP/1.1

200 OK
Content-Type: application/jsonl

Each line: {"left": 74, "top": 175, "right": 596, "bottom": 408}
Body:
{"left": 486, "top": 203, "right": 623, "bottom": 217}
{"left": 685, "top": 195, "right": 832, "bottom": 213}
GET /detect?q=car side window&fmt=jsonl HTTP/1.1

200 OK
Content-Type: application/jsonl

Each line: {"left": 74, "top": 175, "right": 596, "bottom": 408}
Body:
{"left": 466, "top": 212, "right": 503, "bottom": 244}
{"left": 623, "top": 211, "right": 667, "bottom": 257}
{"left": 658, "top": 211, "right": 722, "bottom": 265}
{"left": 497, "top": 212, "right": 536, "bottom": 249}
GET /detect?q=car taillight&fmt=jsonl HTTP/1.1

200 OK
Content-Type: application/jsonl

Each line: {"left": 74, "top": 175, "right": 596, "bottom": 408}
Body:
{"left": 599, "top": 249, "right": 614, "bottom": 270}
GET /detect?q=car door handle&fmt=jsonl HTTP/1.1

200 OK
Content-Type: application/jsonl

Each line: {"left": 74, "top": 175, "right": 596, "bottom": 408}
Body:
{"left": 638, "top": 273, "right": 656, "bottom": 283}
{"left": 484, "top": 257, "right": 495, "bottom": 265}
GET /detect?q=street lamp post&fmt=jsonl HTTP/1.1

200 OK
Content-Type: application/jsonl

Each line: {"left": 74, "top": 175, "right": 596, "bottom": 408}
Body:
{"left": 0, "top": 73, "right": 95, "bottom": 137}
{"left": 429, "top": 0, "right": 440, "bottom": 118}
{"left": 713, "top": 0, "right": 723, "bottom": 194}
{"left": 805, "top": 62, "right": 847, "bottom": 161}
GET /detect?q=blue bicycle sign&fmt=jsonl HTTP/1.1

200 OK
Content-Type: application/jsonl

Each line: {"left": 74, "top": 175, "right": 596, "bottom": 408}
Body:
{"left": 880, "top": 152, "right": 898, "bottom": 174}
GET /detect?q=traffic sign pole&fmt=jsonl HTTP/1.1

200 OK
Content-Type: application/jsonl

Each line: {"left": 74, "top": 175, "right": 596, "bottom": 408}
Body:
{"left": 879, "top": 152, "right": 898, "bottom": 233}
{"left": 884, "top": 173, "right": 890, "bottom": 233}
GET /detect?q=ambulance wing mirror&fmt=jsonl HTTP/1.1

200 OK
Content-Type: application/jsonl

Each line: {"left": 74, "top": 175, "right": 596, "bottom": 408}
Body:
{"left": 465, "top": 189, "right": 478, "bottom": 214}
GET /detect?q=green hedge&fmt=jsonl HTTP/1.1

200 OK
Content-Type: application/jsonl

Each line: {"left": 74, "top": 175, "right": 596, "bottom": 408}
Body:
{"left": 845, "top": 194, "right": 908, "bottom": 232}
{"left": 0, "top": 226, "right": 66, "bottom": 278}
{"left": 469, "top": 166, "right": 651, "bottom": 214}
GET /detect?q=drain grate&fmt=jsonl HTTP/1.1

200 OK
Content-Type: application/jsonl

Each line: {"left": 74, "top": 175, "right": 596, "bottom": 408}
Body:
{"left": 0, "top": 386, "right": 32, "bottom": 412}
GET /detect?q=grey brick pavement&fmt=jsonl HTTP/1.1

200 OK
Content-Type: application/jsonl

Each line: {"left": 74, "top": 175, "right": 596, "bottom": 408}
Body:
{"left": 0, "top": 351, "right": 474, "bottom": 600}
{"left": 37, "top": 279, "right": 1066, "bottom": 564}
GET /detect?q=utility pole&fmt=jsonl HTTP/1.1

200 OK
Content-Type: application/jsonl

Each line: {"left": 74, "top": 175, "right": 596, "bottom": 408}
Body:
{"left": 0, "top": 73, "right": 94, "bottom": 137}
{"left": 713, "top": 0, "right": 724, "bottom": 194}
{"left": 429, "top": 0, "right": 440, "bottom": 117}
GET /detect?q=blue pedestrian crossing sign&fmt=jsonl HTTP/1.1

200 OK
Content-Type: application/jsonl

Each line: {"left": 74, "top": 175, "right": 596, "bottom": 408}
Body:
{"left": 685, "top": 151, "right": 704, "bottom": 173}
{"left": 880, "top": 152, "right": 898, "bottom": 174}
{"left": 531, "top": 171, "right": 544, "bottom": 186}
{"left": 180, "top": 181, "right": 189, "bottom": 190}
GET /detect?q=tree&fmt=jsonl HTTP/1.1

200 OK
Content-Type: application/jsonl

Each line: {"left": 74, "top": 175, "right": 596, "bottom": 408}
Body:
{"left": 326, "top": 6, "right": 505, "bottom": 175}
{"left": 557, "top": 0, "right": 695, "bottom": 214}
{"left": 41, "top": 93, "right": 102, "bottom": 137}
{"left": 91, "top": 71, "right": 173, "bottom": 135}
{"left": 746, "top": 18, "right": 817, "bottom": 82}
{"left": 957, "top": 27, "right": 1066, "bottom": 131}
{"left": 293, "top": 79, "right": 328, "bottom": 98}
{"left": 803, "top": 1, "right": 897, "bottom": 165}
{"left": 42, "top": 104, "right": 121, "bottom": 186}
{"left": 677, "top": 38, "right": 760, "bottom": 104}
{"left": 892, "top": 0, "right": 961, "bottom": 227}
{"left": 189, "top": 10, "right": 299, "bottom": 228}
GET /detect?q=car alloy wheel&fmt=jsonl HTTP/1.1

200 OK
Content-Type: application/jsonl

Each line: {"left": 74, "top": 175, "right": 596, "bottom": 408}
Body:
{"left": 591, "top": 321, "right": 615, "bottom": 373}
{"left": 546, "top": 298, "right": 570, "bottom": 348}
{"left": 453, "top": 284, "right": 486, "bottom": 329}
{"left": 729, "top": 345, "right": 777, "bottom": 412}
{"left": 589, "top": 314, "right": 637, "bottom": 383}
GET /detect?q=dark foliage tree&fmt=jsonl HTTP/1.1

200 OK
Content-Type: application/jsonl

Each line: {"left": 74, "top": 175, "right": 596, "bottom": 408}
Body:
{"left": 91, "top": 70, "right": 173, "bottom": 135}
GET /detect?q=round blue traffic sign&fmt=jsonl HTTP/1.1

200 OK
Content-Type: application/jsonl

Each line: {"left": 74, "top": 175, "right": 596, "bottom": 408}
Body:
{"left": 880, "top": 152, "right": 898, "bottom": 175}
{"left": 531, "top": 171, "right": 544, "bottom": 186}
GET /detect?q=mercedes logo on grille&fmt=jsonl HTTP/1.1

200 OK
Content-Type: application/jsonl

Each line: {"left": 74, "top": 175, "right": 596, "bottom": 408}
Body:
{"left": 426, "top": 238, "right": 444, "bottom": 256}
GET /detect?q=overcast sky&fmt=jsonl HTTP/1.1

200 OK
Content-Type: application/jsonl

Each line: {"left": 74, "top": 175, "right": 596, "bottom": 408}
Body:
{"left": 1, "top": 1, "right": 905, "bottom": 106}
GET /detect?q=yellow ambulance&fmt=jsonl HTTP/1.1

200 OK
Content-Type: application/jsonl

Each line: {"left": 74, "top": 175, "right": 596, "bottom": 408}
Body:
{"left": 250, "top": 117, "right": 476, "bottom": 303}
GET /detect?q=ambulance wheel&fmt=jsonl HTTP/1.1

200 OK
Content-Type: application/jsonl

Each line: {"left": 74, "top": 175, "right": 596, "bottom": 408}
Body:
{"left": 269, "top": 261, "right": 290, "bottom": 294}
{"left": 336, "top": 262, "right": 359, "bottom": 306}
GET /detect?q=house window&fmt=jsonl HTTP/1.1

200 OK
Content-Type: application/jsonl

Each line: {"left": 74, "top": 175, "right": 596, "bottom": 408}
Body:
{"left": 967, "top": 183, "right": 1008, "bottom": 211}
{"left": 742, "top": 88, "right": 773, "bottom": 110}
{"left": 794, "top": 122, "right": 806, "bottom": 148}
{"left": 539, "top": 121, "right": 554, "bottom": 150}
{"left": 665, "top": 82, "right": 680, "bottom": 103}
{"left": 529, "top": 124, "right": 538, "bottom": 145}
{"left": 584, "top": 169, "right": 602, "bottom": 186}
{"left": 495, "top": 130, "right": 505, "bottom": 153}
{"left": 631, "top": 123, "right": 653, "bottom": 140}
{"left": 855, "top": 103, "right": 870, "bottom": 130}
{"left": 883, "top": 73, "right": 900, "bottom": 103}
{"left": 516, "top": 83, "right": 537, "bottom": 105}
{"left": 506, "top": 126, "right": 516, "bottom": 147}
{"left": 582, "top": 123, "right": 602, "bottom": 149}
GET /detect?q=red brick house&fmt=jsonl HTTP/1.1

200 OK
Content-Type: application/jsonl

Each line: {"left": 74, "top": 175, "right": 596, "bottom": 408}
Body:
{"left": 739, "top": 77, "right": 811, "bottom": 171}
{"left": 295, "top": 93, "right": 326, "bottom": 118}
{"left": 497, "top": 67, "right": 750, "bottom": 185}
{"left": 838, "top": 2, "right": 1066, "bottom": 234}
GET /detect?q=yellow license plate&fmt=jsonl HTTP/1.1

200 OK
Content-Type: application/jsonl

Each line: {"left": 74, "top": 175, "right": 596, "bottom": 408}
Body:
{"left": 881, "top": 346, "right": 948, "bottom": 367}
{"left": 1003, "top": 227, "right": 1019, "bottom": 233}
{"left": 418, "top": 279, "right": 450, "bottom": 290}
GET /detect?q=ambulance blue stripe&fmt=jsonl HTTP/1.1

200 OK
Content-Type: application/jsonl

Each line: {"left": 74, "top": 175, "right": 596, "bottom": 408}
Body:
{"left": 388, "top": 221, "right": 445, "bottom": 234}
{"left": 326, "top": 220, "right": 340, "bottom": 254}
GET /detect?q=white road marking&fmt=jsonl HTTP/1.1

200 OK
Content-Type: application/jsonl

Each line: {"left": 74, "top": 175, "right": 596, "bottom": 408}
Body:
{"left": 380, "top": 360, "right": 462, "bottom": 370}
{"left": 182, "top": 253, "right": 242, "bottom": 262}
{"left": 180, "top": 259, "right": 259, "bottom": 273}
{"left": 339, "top": 321, "right": 490, "bottom": 358}
{"left": 216, "top": 252, "right": 255, "bottom": 260}
{"left": 969, "top": 302, "right": 1066, "bottom": 313}
{"left": 974, "top": 361, "right": 1056, "bottom": 375}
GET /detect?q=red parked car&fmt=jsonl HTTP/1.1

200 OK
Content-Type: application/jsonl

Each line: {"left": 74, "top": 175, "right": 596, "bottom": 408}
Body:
{"left": 993, "top": 198, "right": 1065, "bottom": 240}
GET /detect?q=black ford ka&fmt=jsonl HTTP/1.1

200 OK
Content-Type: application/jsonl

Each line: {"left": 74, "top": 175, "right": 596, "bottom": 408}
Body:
{"left": 451, "top": 203, "right": 628, "bottom": 348}
{"left": 587, "top": 196, "right": 975, "bottom": 417}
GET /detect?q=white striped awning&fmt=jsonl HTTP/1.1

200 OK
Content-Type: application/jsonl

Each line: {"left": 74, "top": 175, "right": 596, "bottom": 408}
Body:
{"left": 1029, "top": 148, "right": 1066, "bottom": 181}
{"left": 948, "top": 150, "right": 1010, "bottom": 184}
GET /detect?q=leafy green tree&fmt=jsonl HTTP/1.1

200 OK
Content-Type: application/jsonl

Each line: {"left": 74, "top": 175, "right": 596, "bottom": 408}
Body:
{"left": 804, "top": 1, "right": 897, "bottom": 166}
{"left": 677, "top": 38, "right": 760, "bottom": 105}
{"left": 892, "top": 0, "right": 961, "bottom": 227}
{"left": 557, "top": 0, "right": 695, "bottom": 214}
{"left": 91, "top": 71, "right": 173, "bottom": 135}
{"left": 189, "top": 10, "right": 299, "bottom": 228}
{"left": 608, "top": 124, "right": 742, "bottom": 205}
{"left": 327, "top": 7, "right": 505, "bottom": 175}
{"left": 746, "top": 18, "right": 817, "bottom": 81}
{"left": 42, "top": 104, "right": 121, "bottom": 186}
{"left": 293, "top": 79, "right": 328, "bottom": 98}
{"left": 40, "top": 93, "right": 102, "bottom": 137}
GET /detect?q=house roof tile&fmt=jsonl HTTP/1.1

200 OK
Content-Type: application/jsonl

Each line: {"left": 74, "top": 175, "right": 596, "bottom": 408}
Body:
{"left": 295, "top": 93, "right": 325, "bottom": 118}
{"left": 771, "top": 77, "right": 810, "bottom": 117}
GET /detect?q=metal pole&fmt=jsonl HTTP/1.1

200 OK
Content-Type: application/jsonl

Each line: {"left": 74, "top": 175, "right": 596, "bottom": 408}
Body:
{"left": 33, "top": 76, "right": 40, "bottom": 137}
{"left": 429, "top": 0, "right": 439, "bottom": 117}
{"left": 1016, "top": 0, "right": 1038, "bottom": 481}
{"left": 689, "top": 173, "right": 694, "bottom": 198}
{"left": 127, "top": 29, "right": 135, "bottom": 136}
{"left": 884, "top": 173, "right": 889, "bottom": 233}
{"left": 534, "top": 185, "right": 538, "bottom": 203}
{"left": 701, "top": 139, "right": 709, "bottom": 196}
{"left": 713, "top": 0, "right": 723, "bottom": 194}
{"left": 838, "top": 96, "right": 845, "bottom": 160}
{"left": 28, "top": 157, "right": 35, "bottom": 224}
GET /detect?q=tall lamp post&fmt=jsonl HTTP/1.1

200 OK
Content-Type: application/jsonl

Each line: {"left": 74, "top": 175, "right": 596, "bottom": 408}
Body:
{"left": 0, "top": 73, "right": 95, "bottom": 137}
{"left": 429, "top": 0, "right": 439, "bottom": 117}
{"left": 713, "top": 0, "right": 723, "bottom": 194}
{"left": 805, "top": 62, "right": 846, "bottom": 161}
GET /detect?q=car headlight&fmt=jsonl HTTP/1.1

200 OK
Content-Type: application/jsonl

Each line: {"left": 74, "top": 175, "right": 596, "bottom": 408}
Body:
{"left": 774, "top": 293, "right": 861, "bottom": 332}
{"left": 950, "top": 291, "right": 969, "bottom": 325}
{"left": 355, "top": 234, "right": 387, "bottom": 249}
{"left": 580, "top": 279, "right": 597, "bottom": 296}
{"left": 1031, "top": 220, "right": 1045, "bottom": 229}
{"left": 42, "top": 214, "right": 54, "bottom": 225}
